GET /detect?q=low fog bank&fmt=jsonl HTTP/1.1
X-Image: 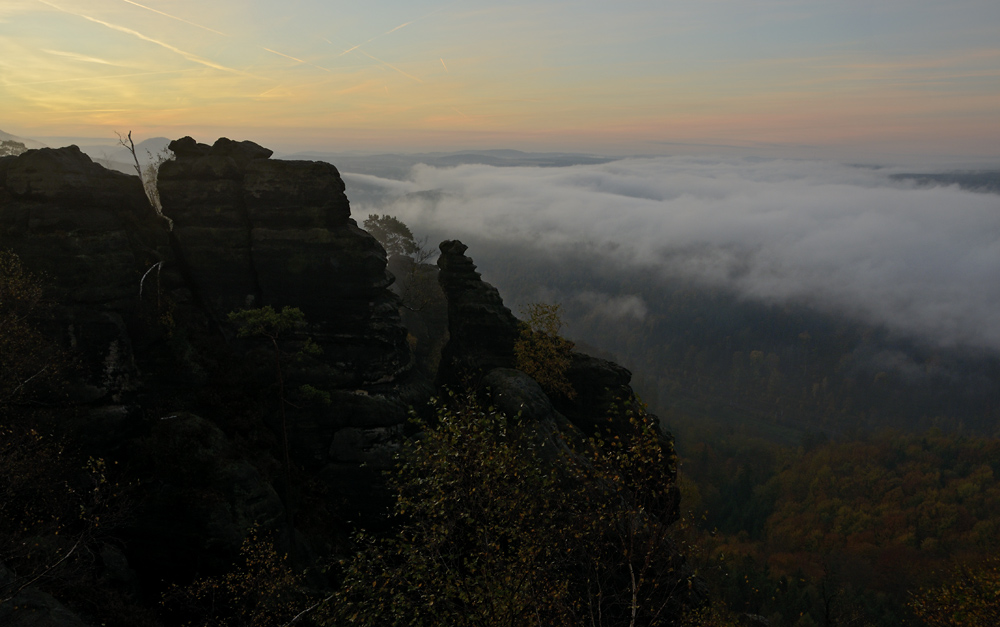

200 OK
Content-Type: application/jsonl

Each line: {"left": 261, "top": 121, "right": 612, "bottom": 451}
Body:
{"left": 342, "top": 156, "right": 1000, "bottom": 353}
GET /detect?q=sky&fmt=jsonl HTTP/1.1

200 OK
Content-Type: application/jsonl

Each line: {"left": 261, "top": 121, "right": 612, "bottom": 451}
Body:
{"left": 2, "top": 0, "right": 1000, "bottom": 160}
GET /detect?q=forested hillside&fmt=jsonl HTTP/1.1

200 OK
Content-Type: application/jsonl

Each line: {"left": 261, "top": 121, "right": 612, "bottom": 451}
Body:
{"left": 411, "top": 228, "right": 1000, "bottom": 626}
{"left": 457, "top": 240, "right": 1000, "bottom": 440}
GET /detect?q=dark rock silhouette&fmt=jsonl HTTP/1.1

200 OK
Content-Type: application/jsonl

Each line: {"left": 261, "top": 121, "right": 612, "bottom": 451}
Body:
{"left": 159, "top": 137, "right": 408, "bottom": 388}
{"left": 436, "top": 239, "right": 520, "bottom": 385}
{"left": 0, "top": 139, "right": 682, "bottom": 623}
{"left": 0, "top": 145, "right": 175, "bottom": 412}
{"left": 1, "top": 139, "right": 419, "bottom": 590}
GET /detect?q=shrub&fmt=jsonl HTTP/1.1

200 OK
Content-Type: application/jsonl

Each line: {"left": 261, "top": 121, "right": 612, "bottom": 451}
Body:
{"left": 514, "top": 303, "right": 576, "bottom": 400}
{"left": 326, "top": 391, "right": 692, "bottom": 627}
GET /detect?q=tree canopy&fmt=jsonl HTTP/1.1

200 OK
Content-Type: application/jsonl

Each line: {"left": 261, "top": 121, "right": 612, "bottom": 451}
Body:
{"left": 0, "top": 140, "right": 27, "bottom": 158}
{"left": 514, "top": 303, "right": 577, "bottom": 400}
{"left": 363, "top": 214, "right": 424, "bottom": 259}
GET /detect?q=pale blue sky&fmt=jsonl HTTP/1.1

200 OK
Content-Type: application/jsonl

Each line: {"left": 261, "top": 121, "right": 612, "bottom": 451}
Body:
{"left": 1, "top": 0, "right": 998, "bottom": 159}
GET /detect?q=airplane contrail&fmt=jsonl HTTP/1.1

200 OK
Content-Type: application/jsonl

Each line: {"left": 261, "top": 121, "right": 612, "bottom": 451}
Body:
{"left": 357, "top": 49, "right": 422, "bottom": 83}
{"left": 254, "top": 85, "right": 286, "bottom": 99}
{"left": 3, "top": 68, "right": 200, "bottom": 87}
{"left": 440, "top": 58, "right": 449, "bottom": 72}
{"left": 335, "top": 40, "right": 366, "bottom": 58}
{"left": 43, "top": 49, "right": 119, "bottom": 65}
{"left": 384, "top": 21, "right": 413, "bottom": 35}
{"left": 118, "top": 0, "right": 228, "bottom": 36}
{"left": 263, "top": 47, "right": 332, "bottom": 72}
{"left": 328, "top": 5, "right": 449, "bottom": 57}
{"left": 34, "top": 0, "right": 242, "bottom": 74}
{"left": 264, "top": 48, "right": 305, "bottom": 63}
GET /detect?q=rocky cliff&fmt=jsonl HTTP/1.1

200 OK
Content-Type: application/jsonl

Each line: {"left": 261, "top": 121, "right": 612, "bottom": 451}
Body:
{"left": 0, "top": 145, "right": 174, "bottom": 416}
{"left": 0, "top": 138, "right": 679, "bottom": 625}
{"left": 1, "top": 140, "right": 421, "bottom": 588}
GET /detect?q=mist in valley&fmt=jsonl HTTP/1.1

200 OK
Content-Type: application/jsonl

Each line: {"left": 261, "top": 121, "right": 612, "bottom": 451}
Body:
{"left": 329, "top": 152, "right": 1000, "bottom": 437}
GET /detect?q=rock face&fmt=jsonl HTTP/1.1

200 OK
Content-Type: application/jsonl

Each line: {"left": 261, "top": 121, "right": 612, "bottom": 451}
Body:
{"left": 159, "top": 137, "right": 409, "bottom": 390}
{"left": 434, "top": 241, "right": 673, "bottom": 454}
{"left": 1, "top": 139, "right": 419, "bottom": 588}
{"left": 436, "top": 239, "right": 520, "bottom": 385}
{"left": 559, "top": 352, "right": 639, "bottom": 437}
{"left": 127, "top": 413, "right": 285, "bottom": 578}
{"left": 1, "top": 141, "right": 683, "bottom": 620}
{"left": 0, "top": 146, "right": 175, "bottom": 409}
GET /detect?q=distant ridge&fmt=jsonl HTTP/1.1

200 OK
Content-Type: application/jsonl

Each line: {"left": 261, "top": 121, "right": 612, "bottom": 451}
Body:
{"left": 890, "top": 170, "right": 1000, "bottom": 194}
{"left": 0, "top": 129, "right": 46, "bottom": 149}
{"left": 280, "top": 149, "right": 619, "bottom": 180}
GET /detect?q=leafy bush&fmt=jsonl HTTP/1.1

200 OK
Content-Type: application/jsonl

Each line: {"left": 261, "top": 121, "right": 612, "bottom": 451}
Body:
{"left": 163, "top": 527, "right": 319, "bottom": 627}
{"left": 910, "top": 558, "right": 1000, "bottom": 627}
{"left": 514, "top": 303, "right": 576, "bottom": 400}
{"left": 0, "top": 249, "right": 55, "bottom": 405}
{"left": 326, "top": 391, "right": 693, "bottom": 627}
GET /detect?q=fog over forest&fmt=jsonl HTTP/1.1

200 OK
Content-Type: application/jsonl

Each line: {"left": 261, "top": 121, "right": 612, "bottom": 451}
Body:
{"left": 338, "top": 156, "right": 1000, "bottom": 353}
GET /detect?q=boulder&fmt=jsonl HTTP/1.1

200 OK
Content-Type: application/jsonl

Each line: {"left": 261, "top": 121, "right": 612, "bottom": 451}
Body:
{"left": 481, "top": 367, "right": 556, "bottom": 424}
{"left": 0, "top": 588, "right": 91, "bottom": 627}
{"left": 126, "top": 413, "right": 284, "bottom": 578}
{"left": 557, "top": 351, "right": 637, "bottom": 436}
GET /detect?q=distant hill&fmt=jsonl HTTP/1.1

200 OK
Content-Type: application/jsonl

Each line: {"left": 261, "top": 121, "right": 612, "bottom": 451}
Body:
{"left": 76, "top": 136, "right": 172, "bottom": 173}
{"left": 890, "top": 170, "right": 1000, "bottom": 194}
{"left": 0, "top": 131, "right": 173, "bottom": 173}
{"left": 0, "top": 129, "right": 46, "bottom": 149}
{"left": 281, "top": 149, "right": 618, "bottom": 179}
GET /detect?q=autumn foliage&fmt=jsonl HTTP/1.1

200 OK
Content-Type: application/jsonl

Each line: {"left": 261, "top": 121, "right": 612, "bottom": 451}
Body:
{"left": 326, "top": 391, "right": 693, "bottom": 627}
{"left": 514, "top": 302, "right": 577, "bottom": 400}
{"left": 910, "top": 558, "right": 1000, "bottom": 627}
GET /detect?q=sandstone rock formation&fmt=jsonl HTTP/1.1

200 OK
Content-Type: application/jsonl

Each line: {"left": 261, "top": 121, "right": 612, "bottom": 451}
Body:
{"left": 436, "top": 239, "right": 520, "bottom": 385}
{"left": 0, "top": 142, "right": 681, "bottom": 623}
{"left": 1, "top": 139, "right": 420, "bottom": 596}
{"left": 127, "top": 413, "right": 285, "bottom": 577}
{"left": 434, "top": 239, "right": 658, "bottom": 437}
{"left": 0, "top": 145, "right": 175, "bottom": 412}
{"left": 159, "top": 137, "right": 409, "bottom": 390}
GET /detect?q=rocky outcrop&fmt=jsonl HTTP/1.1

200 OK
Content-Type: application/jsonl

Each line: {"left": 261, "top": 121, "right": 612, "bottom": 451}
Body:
{"left": 436, "top": 239, "right": 520, "bottom": 384}
{"left": 158, "top": 137, "right": 417, "bottom": 492}
{"left": 159, "top": 137, "right": 409, "bottom": 390}
{"left": 0, "top": 146, "right": 175, "bottom": 411}
{"left": 434, "top": 240, "right": 650, "bottom": 433}
{"left": 1, "top": 141, "right": 684, "bottom": 621}
{"left": 438, "top": 241, "right": 680, "bottom": 529}
{"left": 559, "top": 352, "right": 639, "bottom": 437}
{"left": 1, "top": 139, "right": 420, "bottom": 588}
{"left": 127, "top": 413, "right": 285, "bottom": 578}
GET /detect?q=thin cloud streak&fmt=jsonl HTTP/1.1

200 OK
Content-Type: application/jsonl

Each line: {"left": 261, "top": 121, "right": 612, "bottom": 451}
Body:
{"left": 263, "top": 47, "right": 332, "bottom": 72}
{"left": 356, "top": 49, "right": 423, "bottom": 83}
{"left": 264, "top": 47, "right": 306, "bottom": 63}
{"left": 34, "top": 0, "right": 242, "bottom": 74}
{"left": 42, "top": 49, "right": 120, "bottom": 65}
{"left": 384, "top": 21, "right": 413, "bottom": 35}
{"left": 118, "top": 0, "right": 228, "bottom": 36}
{"left": 2, "top": 68, "right": 200, "bottom": 87}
